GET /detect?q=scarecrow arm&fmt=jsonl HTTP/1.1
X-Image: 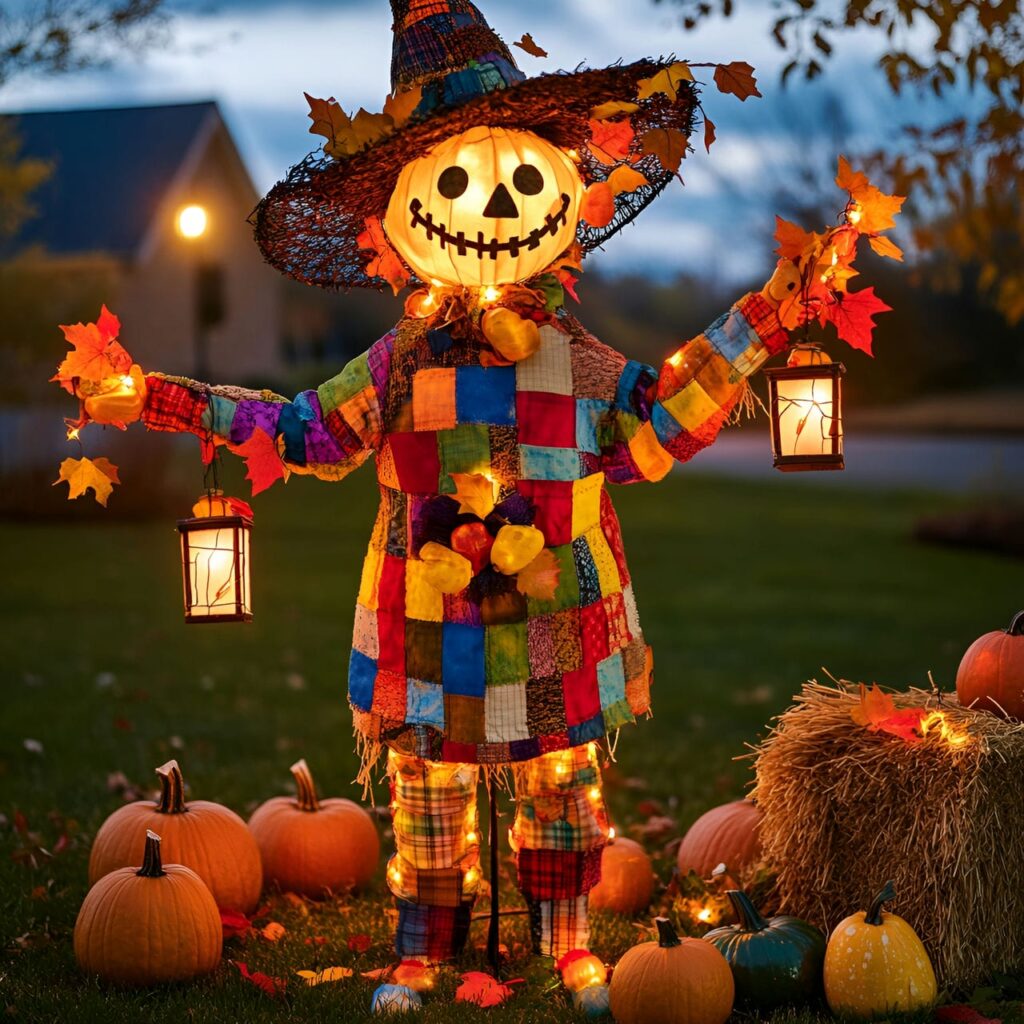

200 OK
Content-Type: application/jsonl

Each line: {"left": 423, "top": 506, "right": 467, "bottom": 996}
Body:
{"left": 602, "top": 291, "right": 789, "bottom": 484}
{"left": 135, "top": 331, "right": 392, "bottom": 481}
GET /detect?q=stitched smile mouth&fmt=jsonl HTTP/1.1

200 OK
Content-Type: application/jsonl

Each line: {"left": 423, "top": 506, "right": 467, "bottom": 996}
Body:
{"left": 408, "top": 193, "right": 571, "bottom": 260}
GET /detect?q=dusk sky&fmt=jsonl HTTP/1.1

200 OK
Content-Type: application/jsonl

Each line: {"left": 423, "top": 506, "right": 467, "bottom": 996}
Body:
{"left": 2, "top": 0, "right": 956, "bottom": 283}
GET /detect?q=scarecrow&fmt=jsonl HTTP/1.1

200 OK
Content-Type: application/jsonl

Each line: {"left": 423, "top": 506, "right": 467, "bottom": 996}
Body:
{"left": 77, "top": 0, "right": 807, "bottom": 964}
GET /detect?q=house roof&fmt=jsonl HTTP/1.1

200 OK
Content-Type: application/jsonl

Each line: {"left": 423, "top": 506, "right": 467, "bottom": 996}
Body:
{"left": 2, "top": 101, "right": 249, "bottom": 260}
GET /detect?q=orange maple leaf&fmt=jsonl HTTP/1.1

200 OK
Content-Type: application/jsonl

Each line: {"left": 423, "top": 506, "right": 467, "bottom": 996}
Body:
{"left": 52, "top": 456, "right": 120, "bottom": 507}
{"left": 449, "top": 472, "right": 496, "bottom": 519}
{"left": 382, "top": 86, "right": 422, "bottom": 128}
{"left": 835, "top": 155, "right": 869, "bottom": 194}
{"left": 607, "top": 165, "right": 649, "bottom": 196}
{"left": 774, "top": 216, "right": 819, "bottom": 261}
{"left": 52, "top": 305, "right": 131, "bottom": 393}
{"left": 851, "top": 185, "right": 905, "bottom": 235}
{"left": 868, "top": 235, "right": 904, "bottom": 262}
{"left": 580, "top": 181, "right": 616, "bottom": 228}
{"left": 362, "top": 960, "right": 437, "bottom": 992}
{"left": 513, "top": 32, "right": 547, "bottom": 58}
{"left": 713, "top": 61, "right": 762, "bottom": 101}
{"left": 230, "top": 427, "right": 290, "bottom": 496}
{"left": 357, "top": 216, "right": 410, "bottom": 294}
{"left": 587, "top": 118, "right": 634, "bottom": 165}
{"left": 454, "top": 971, "right": 522, "bottom": 1008}
{"left": 516, "top": 548, "right": 561, "bottom": 601}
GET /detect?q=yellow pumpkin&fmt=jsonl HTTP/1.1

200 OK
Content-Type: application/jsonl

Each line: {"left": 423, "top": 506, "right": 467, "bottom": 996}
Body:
{"left": 88, "top": 759, "right": 263, "bottom": 913}
{"left": 824, "top": 881, "right": 937, "bottom": 1018}
{"left": 75, "top": 830, "right": 222, "bottom": 985}
{"left": 248, "top": 759, "right": 380, "bottom": 898}
{"left": 383, "top": 125, "right": 583, "bottom": 288}
{"left": 490, "top": 524, "right": 545, "bottom": 575}
{"left": 481, "top": 306, "right": 541, "bottom": 361}
{"left": 587, "top": 836, "right": 655, "bottom": 915}
{"left": 560, "top": 952, "right": 608, "bottom": 992}
{"left": 419, "top": 541, "right": 473, "bottom": 594}
{"left": 609, "top": 917, "right": 735, "bottom": 1024}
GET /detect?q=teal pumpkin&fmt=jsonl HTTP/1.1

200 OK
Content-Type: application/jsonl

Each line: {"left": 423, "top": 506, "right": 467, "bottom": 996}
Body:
{"left": 704, "top": 889, "right": 826, "bottom": 1009}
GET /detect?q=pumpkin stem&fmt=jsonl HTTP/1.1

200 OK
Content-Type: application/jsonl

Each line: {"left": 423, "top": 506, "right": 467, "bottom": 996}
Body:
{"left": 155, "top": 760, "right": 188, "bottom": 814}
{"left": 654, "top": 917, "right": 682, "bottom": 948}
{"left": 865, "top": 880, "right": 895, "bottom": 926}
{"left": 137, "top": 829, "right": 165, "bottom": 878}
{"left": 291, "top": 759, "right": 320, "bottom": 812}
{"left": 726, "top": 890, "right": 769, "bottom": 932}
{"left": 1008, "top": 611, "right": 1024, "bottom": 637}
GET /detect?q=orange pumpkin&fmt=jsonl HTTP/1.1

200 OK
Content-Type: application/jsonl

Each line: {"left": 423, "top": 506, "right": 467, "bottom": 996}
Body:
{"left": 75, "top": 830, "right": 222, "bottom": 985}
{"left": 956, "top": 611, "right": 1024, "bottom": 719}
{"left": 588, "top": 836, "right": 655, "bottom": 915}
{"left": 609, "top": 917, "right": 735, "bottom": 1024}
{"left": 248, "top": 759, "right": 380, "bottom": 898}
{"left": 88, "top": 759, "right": 262, "bottom": 913}
{"left": 677, "top": 800, "right": 762, "bottom": 879}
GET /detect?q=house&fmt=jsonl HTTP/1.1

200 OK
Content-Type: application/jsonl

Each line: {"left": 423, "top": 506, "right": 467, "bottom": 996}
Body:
{"left": 3, "top": 101, "right": 282, "bottom": 383}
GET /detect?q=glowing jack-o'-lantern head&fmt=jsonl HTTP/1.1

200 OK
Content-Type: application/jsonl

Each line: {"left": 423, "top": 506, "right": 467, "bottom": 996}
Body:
{"left": 384, "top": 125, "right": 583, "bottom": 289}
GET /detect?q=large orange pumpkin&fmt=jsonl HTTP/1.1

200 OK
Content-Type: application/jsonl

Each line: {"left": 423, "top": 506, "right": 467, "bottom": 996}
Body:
{"left": 588, "top": 836, "right": 655, "bottom": 915}
{"left": 383, "top": 125, "right": 583, "bottom": 289}
{"left": 248, "top": 759, "right": 380, "bottom": 898}
{"left": 75, "top": 830, "right": 222, "bottom": 985}
{"left": 88, "top": 759, "right": 262, "bottom": 913}
{"left": 956, "top": 611, "right": 1024, "bottom": 719}
{"left": 677, "top": 800, "right": 762, "bottom": 879}
{"left": 609, "top": 917, "right": 735, "bottom": 1024}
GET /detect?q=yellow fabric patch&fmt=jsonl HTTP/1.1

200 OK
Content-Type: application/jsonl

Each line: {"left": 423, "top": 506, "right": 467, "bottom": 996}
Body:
{"left": 405, "top": 558, "right": 444, "bottom": 622}
{"left": 340, "top": 385, "right": 382, "bottom": 447}
{"left": 584, "top": 526, "right": 622, "bottom": 596}
{"left": 571, "top": 472, "right": 604, "bottom": 539}
{"left": 661, "top": 379, "right": 721, "bottom": 432}
{"left": 412, "top": 368, "right": 457, "bottom": 431}
{"left": 358, "top": 547, "right": 384, "bottom": 610}
{"left": 628, "top": 420, "right": 673, "bottom": 482}
{"left": 695, "top": 349, "right": 740, "bottom": 405}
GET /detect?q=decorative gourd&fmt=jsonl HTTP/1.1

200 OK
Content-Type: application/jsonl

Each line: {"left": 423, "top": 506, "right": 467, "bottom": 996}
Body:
{"left": 823, "top": 881, "right": 937, "bottom": 1018}
{"left": 383, "top": 125, "right": 583, "bottom": 289}
{"left": 248, "top": 759, "right": 379, "bottom": 898}
{"left": 491, "top": 524, "right": 545, "bottom": 575}
{"left": 704, "top": 889, "right": 825, "bottom": 1008}
{"left": 560, "top": 951, "right": 608, "bottom": 992}
{"left": 75, "top": 830, "right": 222, "bottom": 985}
{"left": 88, "top": 759, "right": 262, "bottom": 913}
{"left": 574, "top": 983, "right": 611, "bottom": 1018}
{"left": 609, "top": 917, "right": 735, "bottom": 1024}
{"left": 372, "top": 984, "right": 422, "bottom": 1014}
{"left": 587, "top": 836, "right": 655, "bottom": 915}
{"left": 677, "top": 799, "right": 762, "bottom": 879}
{"left": 481, "top": 307, "right": 541, "bottom": 362}
{"left": 419, "top": 541, "right": 473, "bottom": 594}
{"left": 956, "top": 611, "right": 1024, "bottom": 719}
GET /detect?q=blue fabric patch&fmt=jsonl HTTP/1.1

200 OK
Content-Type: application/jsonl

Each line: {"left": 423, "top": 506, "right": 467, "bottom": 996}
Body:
{"left": 348, "top": 650, "right": 377, "bottom": 712}
{"left": 278, "top": 402, "right": 307, "bottom": 465}
{"left": 406, "top": 678, "right": 445, "bottom": 730}
{"left": 572, "top": 537, "right": 602, "bottom": 606}
{"left": 706, "top": 306, "right": 756, "bottom": 363}
{"left": 519, "top": 445, "right": 581, "bottom": 481}
{"left": 203, "top": 395, "right": 236, "bottom": 438}
{"left": 575, "top": 399, "right": 605, "bottom": 455}
{"left": 652, "top": 403, "right": 685, "bottom": 444}
{"left": 615, "top": 361, "right": 650, "bottom": 417}
{"left": 427, "top": 328, "right": 453, "bottom": 355}
{"left": 455, "top": 366, "right": 516, "bottom": 425}
{"left": 597, "top": 653, "right": 627, "bottom": 708}
{"left": 442, "top": 623, "right": 485, "bottom": 696}
{"left": 509, "top": 737, "right": 542, "bottom": 761}
{"left": 568, "top": 712, "right": 606, "bottom": 746}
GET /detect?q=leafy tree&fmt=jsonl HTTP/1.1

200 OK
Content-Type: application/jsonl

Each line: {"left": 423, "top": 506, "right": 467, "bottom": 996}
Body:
{"left": 654, "top": 0, "right": 1024, "bottom": 323}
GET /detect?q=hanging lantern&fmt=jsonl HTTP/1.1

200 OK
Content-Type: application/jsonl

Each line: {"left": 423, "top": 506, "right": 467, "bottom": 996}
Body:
{"left": 763, "top": 346, "right": 845, "bottom": 472}
{"left": 178, "top": 493, "right": 253, "bottom": 623}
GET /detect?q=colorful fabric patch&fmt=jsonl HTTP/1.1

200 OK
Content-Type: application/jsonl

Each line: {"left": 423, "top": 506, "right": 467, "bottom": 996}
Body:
{"left": 572, "top": 538, "right": 602, "bottom": 607}
{"left": 526, "top": 544, "right": 579, "bottom": 615}
{"left": 571, "top": 473, "right": 604, "bottom": 539}
{"left": 455, "top": 366, "right": 516, "bottom": 425}
{"left": 519, "top": 444, "right": 581, "bottom": 481}
{"left": 413, "top": 368, "right": 457, "bottom": 431}
{"left": 563, "top": 663, "right": 600, "bottom": 727}
{"left": 388, "top": 431, "right": 441, "bottom": 493}
{"left": 517, "top": 480, "right": 573, "bottom": 547}
{"left": 575, "top": 398, "right": 605, "bottom": 455}
{"left": 441, "top": 623, "right": 485, "bottom": 697}
{"left": 516, "top": 327, "right": 573, "bottom": 395}
{"left": 485, "top": 622, "right": 529, "bottom": 685}
{"left": 406, "top": 559, "right": 445, "bottom": 622}
{"left": 406, "top": 619, "right": 443, "bottom": 683}
{"left": 352, "top": 603, "right": 379, "bottom": 660}
{"left": 406, "top": 679, "right": 445, "bottom": 730}
{"left": 394, "top": 900, "right": 472, "bottom": 961}
{"left": 348, "top": 650, "right": 377, "bottom": 712}
{"left": 485, "top": 682, "right": 530, "bottom": 743}
{"left": 438, "top": 424, "right": 491, "bottom": 489}
{"left": 444, "top": 693, "right": 486, "bottom": 744}
{"left": 516, "top": 391, "right": 576, "bottom": 448}
{"left": 526, "top": 676, "right": 568, "bottom": 736}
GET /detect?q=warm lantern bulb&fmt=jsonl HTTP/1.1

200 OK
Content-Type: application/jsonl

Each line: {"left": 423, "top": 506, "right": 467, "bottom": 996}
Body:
{"left": 177, "top": 204, "right": 208, "bottom": 239}
{"left": 697, "top": 906, "right": 713, "bottom": 923}
{"left": 465, "top": 831, "right": 477, "bottom": 844}
{"left": 847, "top": 205, "right": 862, "bottom": 225}
{"left": 119, "top": 374, "right": 135, "bottom": 389}
{"left": 607, "top": 826, "right": 616, "bottom": 840}
{"left": 481, "top": 285, "right": 502, "bottom": 304}
{"left": 588, "top": 787, "right": 600, "bottom": 801}
{"left": 465, "top": 867, "right": 478, "bottom": 885}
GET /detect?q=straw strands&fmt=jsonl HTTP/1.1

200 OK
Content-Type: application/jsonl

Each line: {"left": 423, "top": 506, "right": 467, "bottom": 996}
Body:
{"left": 752, "top": 681, "right": 1024, "bottom": 992}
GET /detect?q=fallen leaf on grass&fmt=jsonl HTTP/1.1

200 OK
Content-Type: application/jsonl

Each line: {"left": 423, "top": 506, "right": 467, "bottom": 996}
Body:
{"left": 455, "top": 971, "right": 523, "bottom": 1008}
{"left": 348, "top": 933, "right": 372, "bottom": 953}
{"left": 936, "top": 1007, "right": 1002, "bottom": 1024}
{"left": 233, "top": 960, "right": 287, "bottom": 998}
{"left": 260, "top": 921, "right": 286, "bottom": 942}
{"left": 296, "top": 966, "right": 353, "bottom": 986}
{"left": 363, "top": 959, "right": 437, "bottom": 992}
{"left": 220, "top": 908, "right": 252, "bottom": 939}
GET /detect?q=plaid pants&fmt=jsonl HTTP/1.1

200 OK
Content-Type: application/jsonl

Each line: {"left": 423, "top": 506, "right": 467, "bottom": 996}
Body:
{"left": 386, "top": 744, "right": 610, "bottom": 960}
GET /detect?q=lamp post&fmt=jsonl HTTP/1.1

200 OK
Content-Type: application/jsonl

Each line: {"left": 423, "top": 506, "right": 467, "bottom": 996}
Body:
{"left": 175, "top": 203, "right": 223, "bottom": 380}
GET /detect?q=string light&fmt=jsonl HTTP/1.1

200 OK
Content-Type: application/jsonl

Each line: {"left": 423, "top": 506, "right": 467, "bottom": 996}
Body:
{"left": 588, "top": 787, "right": 601, "bottom": 801}
{"left": 119, "top": 375, "right": 135, "bottom": 389}
{"left": 465, "top": 831, "right": 477, "bottom": 844}
{"left": 66, "top": 426, "right": 80, "bottom": 441}
{"left": 697, "top": 906, "right": 713, "bottom": 923}
{"left": 607, "top": 826, "right": 616, "bottom": 840}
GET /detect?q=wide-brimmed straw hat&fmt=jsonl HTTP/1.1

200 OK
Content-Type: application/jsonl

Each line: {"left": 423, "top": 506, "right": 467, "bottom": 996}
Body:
{"left": 253, "top": 0, "right": 698, "bottom": 290}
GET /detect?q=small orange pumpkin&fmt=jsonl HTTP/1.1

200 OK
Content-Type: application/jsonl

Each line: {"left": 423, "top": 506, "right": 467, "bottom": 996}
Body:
{"left": 75, "top": 830, "right": 222, "bottom": 985}
{"left": 248, "top": 759, "right": 380, "bottom": 898}
{"left": 609, "top": 917, "right": 735, "bottom": 1024}
{"left": 88, "top": 759, "right": 262, "bottom": 913}
{"left": 956, "top": 611, "right": 1024, "bottom": 719}
{"left": 587, "top": 836, "right": 654, "bottom": 915}
{"left": 560, "top": 951, "right": 608, "bottom": 992}
{"left": 677, "top": 799, "right": 762, "bottom": 879}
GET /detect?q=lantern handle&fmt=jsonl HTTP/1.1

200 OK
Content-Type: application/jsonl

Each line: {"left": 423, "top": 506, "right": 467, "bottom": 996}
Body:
{"left": 1008, "top": 611, "right": 1024, "bottom": 636}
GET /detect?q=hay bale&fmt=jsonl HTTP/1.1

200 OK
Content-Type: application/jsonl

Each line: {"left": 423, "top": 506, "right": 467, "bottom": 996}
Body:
{"left": 752, "top": 681, "right": 1024, "bottom": 993}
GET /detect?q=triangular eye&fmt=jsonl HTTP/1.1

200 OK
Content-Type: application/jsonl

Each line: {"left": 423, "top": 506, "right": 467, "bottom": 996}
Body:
{"left": 513, "top": 164, "right": 544, "bottom": 195}
{"left": 438, "top": 166, "right": 469, "bottom": 199}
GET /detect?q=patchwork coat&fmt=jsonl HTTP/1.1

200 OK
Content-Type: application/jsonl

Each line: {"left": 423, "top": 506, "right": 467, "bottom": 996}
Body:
{"left": 143, "top": 293, "right": 787, "bottom": 770}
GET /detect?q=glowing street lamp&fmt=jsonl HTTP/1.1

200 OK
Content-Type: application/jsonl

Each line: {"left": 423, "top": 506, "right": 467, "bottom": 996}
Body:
{"left": 176, "top": 204, "right": 208, "bottom": 239}
{"left": 763, "top": 346, "right": 845, "bottom": 472}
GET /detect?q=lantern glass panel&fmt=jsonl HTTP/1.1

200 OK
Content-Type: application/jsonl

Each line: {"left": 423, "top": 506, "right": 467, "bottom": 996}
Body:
{"left": 766, "top": 362, "right": 845, "bottom": 471}
{"left": 179, "top": 517, "right": 252, "bottom": 622}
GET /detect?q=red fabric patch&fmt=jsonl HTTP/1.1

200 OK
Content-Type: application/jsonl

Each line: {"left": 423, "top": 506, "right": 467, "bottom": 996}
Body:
{"left": 600, "top": 492, "right": 630, "bottom": 586}
{"left": 580, "top": 601, "right": 610, "bottom": 664}
{"left": 441, "top": 740, "right": 478, "bottom": 763}
{"left": 538, "top": 731, "right": 571, "bottom": 754}
{"left": 378, "top": 554, "right": 407, "bottom": 614}
{"left": 142, "top": 376, "right": 206, "bottom": 435}
{"left": 324, "top": 407, "right": 363, "bottom": 457}
{"left": 516, "top": 847, "right": 604, "bottom": 900}
{"left": 563, "top": 663, "right": 600, "bottom": 727}
{"left": 603, "top": 592, "right": 630, "bottom": 650}
{"left": 372, "top": 669, "right": 408, "bottom": 722}
{"left": 739, "top": 292, "right": 789, "bottom": 355}
{"left": 516, "top": 392, "right": 577, "bottom": 448}
{"left": 377, "top": 610, "right": 406, "bottom": 674}
{"left": 388, "top": 431, "right": 441, "bottom": 493}
{"left": 518, "top": 480, "right": 573, "bottom": 546}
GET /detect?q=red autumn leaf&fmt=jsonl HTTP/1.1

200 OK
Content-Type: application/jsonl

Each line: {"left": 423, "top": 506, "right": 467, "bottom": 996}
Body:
{"left": 52, "top": 305, "right": 131, "bottom": 392}
{"left": 229, "top": 427, "right": 289, "bottom": 496}
{"left": 712, "top": 61, "right": 762, "bottom": 101}
{"left": 455, "top": 971, "right": 522, "bottom": 1008}
{"left": 703, "top": 115, "right": 716, "bottom": 153}
{"left": 821, "top": 285, "right": 892, "bottom": 355}
{"left": 580, "top": 181, "right": 616, "bottom": 228}
{"left": 233, "top": 960, "right": 287, "bottom": 998}
{"left": 936, "top": 1006, "right": 1002, "bottom": 1024}
{"left": 587, "top": 118, "right": 634, "bottom": 165}
{"left": 513, "top": 32, "right": 547, "bottom": 58}
{"left": 220, "top": 908, "right": 251, "bottom": 939}
{"left": 356, "top": 215, "right": 410, "bottom": 295}
{"left": 347, "top": 933, "right": 372, "bottom": 953}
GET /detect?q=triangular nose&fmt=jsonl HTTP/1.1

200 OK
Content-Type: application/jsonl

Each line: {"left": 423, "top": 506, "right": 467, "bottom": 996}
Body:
{"left": 483, "top": 182, "right": 519, "bottom": 218}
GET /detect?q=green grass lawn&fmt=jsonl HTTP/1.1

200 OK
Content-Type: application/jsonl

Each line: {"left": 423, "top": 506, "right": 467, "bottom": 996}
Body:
{"left": 1, "top": 465, "right": 1020, "bottom": 1023}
